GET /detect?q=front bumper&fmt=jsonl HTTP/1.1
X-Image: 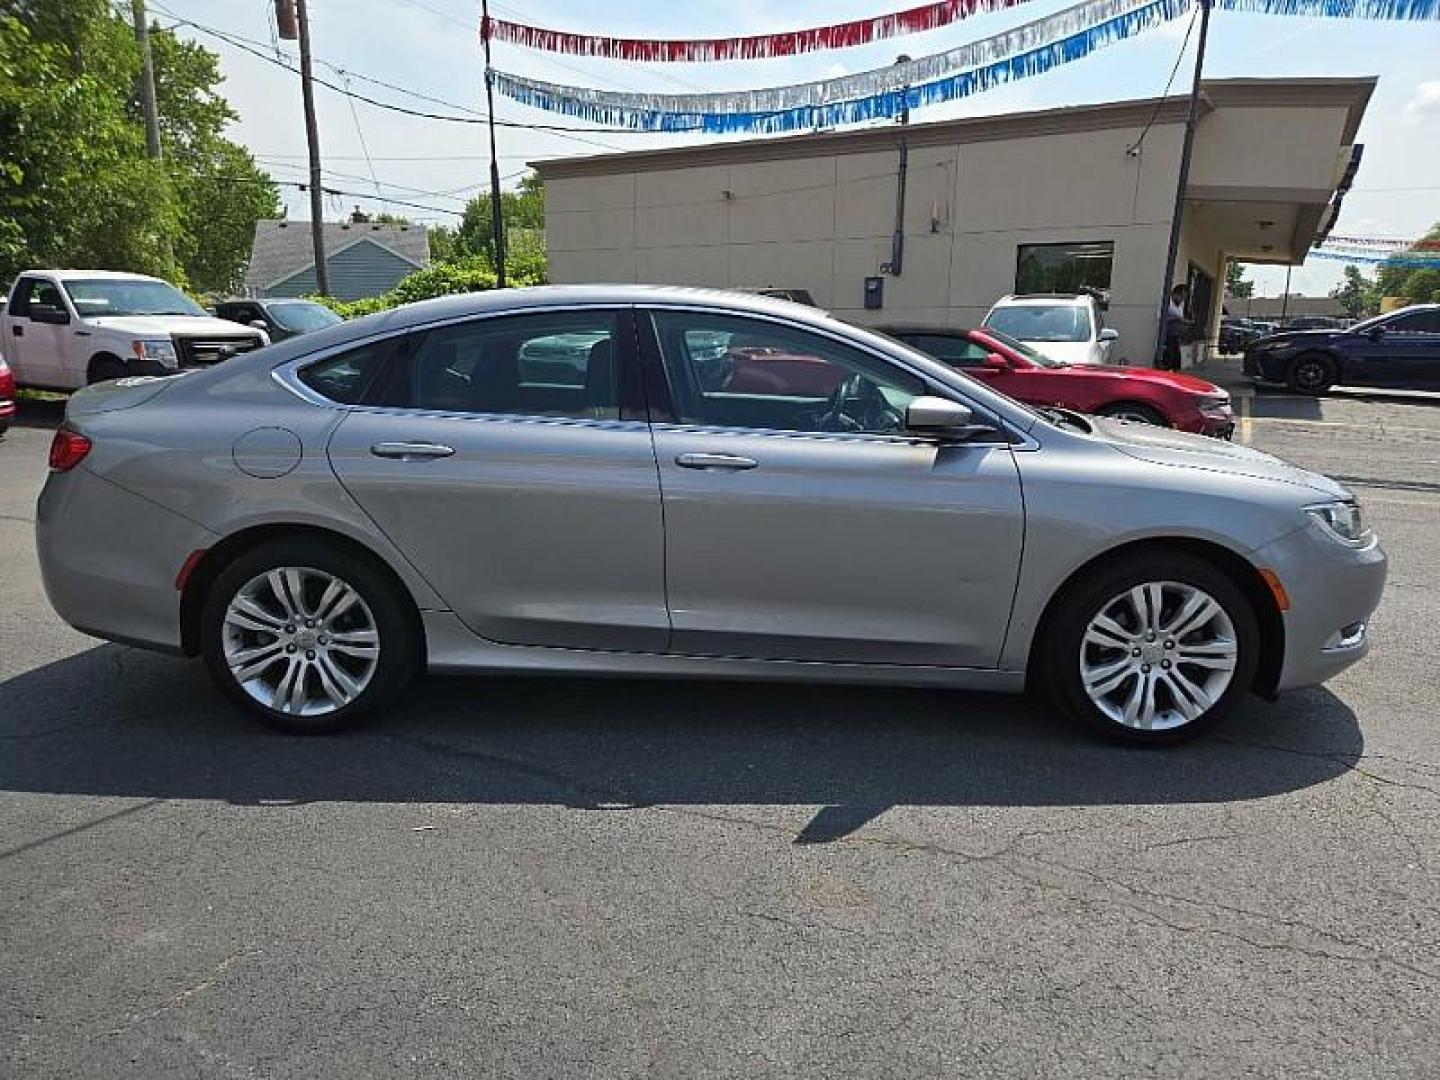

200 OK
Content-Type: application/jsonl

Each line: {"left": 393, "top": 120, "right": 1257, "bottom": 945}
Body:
{"left": 37, "top": 463, "right": 218, "bottom": 653}
{"left": 1252, "top": 522, "right": 1387, "bottom": 692}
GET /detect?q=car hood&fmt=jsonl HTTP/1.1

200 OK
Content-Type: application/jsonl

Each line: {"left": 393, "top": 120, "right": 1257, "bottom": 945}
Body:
{"left": 1088, "top": 416, "right": 1349, "bottom": 498}
{"left": 1251, "top": 329, "right": 1343, "bottom": 347}
{"left": 84, "top": 314, "right": 262, "bottom": 337}
{"left": 1060, "top": 363, "right": 1220, "bottom": 393}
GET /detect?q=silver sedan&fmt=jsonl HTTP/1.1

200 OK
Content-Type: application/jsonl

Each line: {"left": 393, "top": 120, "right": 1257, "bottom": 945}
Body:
{"left": 36, "top": 286, "right": 1386, "bottom": 744}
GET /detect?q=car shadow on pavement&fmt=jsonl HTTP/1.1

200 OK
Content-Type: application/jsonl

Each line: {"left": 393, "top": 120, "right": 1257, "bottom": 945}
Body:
{"left": 0, "top": 645, "right": 1364, "bottom": 844}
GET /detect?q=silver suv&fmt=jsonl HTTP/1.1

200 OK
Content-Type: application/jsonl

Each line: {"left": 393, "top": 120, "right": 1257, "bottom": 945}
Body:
{"left": 36, "top": 287, "right": 1385, "bottom": 744}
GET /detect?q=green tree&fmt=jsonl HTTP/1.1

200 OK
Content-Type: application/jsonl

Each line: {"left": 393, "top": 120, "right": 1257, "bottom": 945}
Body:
{"left": 0, "top": 2, "right": 277, "bottom": 291}
{"left": 1329, "top": 264, "right": 1378, "bottom": 319}
{"left": 455, "top": 172, "right": 546, "bottom": 273}
{"left": 1224, "top": 259, "right": 1254, "bottom": 300}
{"left": 1375, "top": 222, "right": 1440, "bottom": 305}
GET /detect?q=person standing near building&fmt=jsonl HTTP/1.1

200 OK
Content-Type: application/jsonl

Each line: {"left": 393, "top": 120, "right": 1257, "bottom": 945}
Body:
{"left": 1162, "top": 284, "right": 1189, "bottom": 370}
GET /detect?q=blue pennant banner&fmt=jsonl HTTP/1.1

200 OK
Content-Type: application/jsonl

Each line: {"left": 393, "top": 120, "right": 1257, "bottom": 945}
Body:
{"left": 494, "top": 0, "right": 1194, "bottom": 134}
{"left": 492, "top": 0, "right": 1439, "bottom": 133}
{"left": 1215, "top": 0, "right": 1438, "bottom": 18}
{"left": 1311, "top": 249, "right": 1440, "bottom": 268}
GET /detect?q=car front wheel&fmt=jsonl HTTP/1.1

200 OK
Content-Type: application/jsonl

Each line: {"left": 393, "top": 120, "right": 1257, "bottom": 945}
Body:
{"left": 1042, "top": 552, "right": 1260, "bottom": 745}
{"left": 1096, "top": 401, "right": 1168, "bottom": 426}
{"left": 200, "top": 538, "right": 418, "bottom": 733}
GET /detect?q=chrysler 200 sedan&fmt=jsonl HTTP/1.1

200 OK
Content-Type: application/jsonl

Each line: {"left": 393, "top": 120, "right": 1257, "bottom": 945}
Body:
{"left": 36, "top": 287, "right": 1386, "bottom": 745}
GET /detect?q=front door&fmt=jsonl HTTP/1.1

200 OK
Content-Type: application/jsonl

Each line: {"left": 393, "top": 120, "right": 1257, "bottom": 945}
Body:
{"left": 1369, "top": 308, "right": 1440, "bottom": 388}
{"left": 642, "top": 308, "right": 1025, "bottom": 668}
{"left": 6, "top": 277, "right": 72, "bottom": 387}
{"left": 324, "top": 307, "right": 669, "bottom": 652}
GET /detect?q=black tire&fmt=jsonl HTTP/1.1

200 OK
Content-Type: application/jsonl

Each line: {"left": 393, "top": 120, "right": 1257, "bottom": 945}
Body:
{"left": 200, "top": 537, "right": 420, "bottom": 734}
{"left": 1040, "top": 550, "right": 1260, "bottom": 746}
{"left": 1286, "top": 352, "right": 1336, "bottom": 395}
{"left": 1096, "top": 401, "right": 1168, "bottom": 427}
{"left": 87, "top": 354, "right": 128, "bottom": 384}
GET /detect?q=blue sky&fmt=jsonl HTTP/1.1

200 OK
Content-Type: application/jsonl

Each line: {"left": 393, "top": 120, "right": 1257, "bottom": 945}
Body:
{"left": 170, "top": 0, "right": 1440, "bottom": 296}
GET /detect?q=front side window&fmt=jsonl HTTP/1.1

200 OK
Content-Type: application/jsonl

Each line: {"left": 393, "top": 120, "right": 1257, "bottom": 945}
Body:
{"left": 1015, "top": 241, "right": 1114, "bottom": 294}
{"left": 63, "top": 278, "right": 205, "bottom": 318}
{"left": 1388, "top": 309, "right": 1440, "bottom": 335}
{"left": 986, "top": 304, "right": 1091, "bottom": 343}
{"left": 651, "top": 310, "right": 924, "bottom": 436}
{"left": 388, "top": 311, "right": 621, "bottom": 419}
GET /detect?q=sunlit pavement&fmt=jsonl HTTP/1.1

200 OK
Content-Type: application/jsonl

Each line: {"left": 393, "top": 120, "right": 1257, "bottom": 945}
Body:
{"left": 2, "top": 390, "right": 1437, "bottom": 1078}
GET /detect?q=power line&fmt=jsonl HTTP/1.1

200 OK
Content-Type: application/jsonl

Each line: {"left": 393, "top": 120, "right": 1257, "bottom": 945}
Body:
{"left": 212, "top": 174, "right": 469, "bottom": 217}
{"left": 1125, "top": 8, "right": 1200, "bottom": 156}
{"left": 151, "top": 4, "right": 696, "bottom": 136}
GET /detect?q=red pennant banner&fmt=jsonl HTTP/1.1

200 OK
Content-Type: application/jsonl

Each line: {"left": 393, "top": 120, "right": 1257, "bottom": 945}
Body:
{"left": 481, "top": 0, "right": 1036, "bottom": 61}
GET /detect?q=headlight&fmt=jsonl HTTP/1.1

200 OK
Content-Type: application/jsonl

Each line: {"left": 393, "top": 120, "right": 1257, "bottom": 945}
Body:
{"left": 132, "top": 338, "right": 178, "bottom": 368}
{"left": 1196, "top": 393, "right": 1232, "bottom": 414}
{"left": 1305, "top": 500, "right": 1370, "bottom": 545}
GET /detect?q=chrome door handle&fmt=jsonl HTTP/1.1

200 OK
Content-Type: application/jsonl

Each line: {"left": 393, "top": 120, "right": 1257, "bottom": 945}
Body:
{"left": 674, "top": 452, "right": 758, "bottom": 471}
{"left": 370, "top": 441, "right": 455, "bottom": 460}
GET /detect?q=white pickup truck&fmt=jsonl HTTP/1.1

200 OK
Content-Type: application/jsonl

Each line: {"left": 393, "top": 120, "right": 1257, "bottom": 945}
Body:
{"left": 1, "top": 270, "right": 268, "bottom": 391}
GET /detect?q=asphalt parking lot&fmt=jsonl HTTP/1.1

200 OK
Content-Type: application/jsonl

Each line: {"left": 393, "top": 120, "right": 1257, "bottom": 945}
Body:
{"left": 2, "top": 375, "right": 1438, "bottom": 1078}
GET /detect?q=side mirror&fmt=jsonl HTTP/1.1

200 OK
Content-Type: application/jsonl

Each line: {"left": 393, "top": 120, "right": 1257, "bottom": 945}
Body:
{"left": 1099, "top": 327, "right": 1120, "bottom": 342}
{"left": 982, "top": 353, "right": 1010, "bottom": 371}
{"left": 249, "top": 319, "right": 270, "bottom": 331}
{"left": 1368, "top": 325, "right": 1385, "bottom": 340}
{"left": 905, "top": 395, "right": 995, "bottom": 439}
{"left": 30, "top": 303, "right": 70, "bottom": 325}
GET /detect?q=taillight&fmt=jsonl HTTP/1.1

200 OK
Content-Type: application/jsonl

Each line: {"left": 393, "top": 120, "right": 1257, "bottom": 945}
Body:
{"left": 48, "top": 429, "right": 92, "bottom": 471}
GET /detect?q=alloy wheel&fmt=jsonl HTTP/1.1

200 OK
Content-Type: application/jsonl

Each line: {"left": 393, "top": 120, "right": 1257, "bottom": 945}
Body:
{"left": 1078, "top": 581, "right": 1239, "bottom": 731}
{"left": 222, "top": 566, "right": 380, "bottom": 717}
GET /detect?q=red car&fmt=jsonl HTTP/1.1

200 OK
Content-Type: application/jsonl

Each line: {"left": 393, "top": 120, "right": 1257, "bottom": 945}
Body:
{"left": 0, "top": 353, "right": 15, "bottom": 436}
{"left": 885, "top": 325, "right": 1235, "bottom": 437}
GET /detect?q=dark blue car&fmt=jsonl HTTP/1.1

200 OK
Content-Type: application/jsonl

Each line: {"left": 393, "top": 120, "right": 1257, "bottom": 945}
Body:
{"left": 1244, "top": 304, "right": 1440, "bottom": 393}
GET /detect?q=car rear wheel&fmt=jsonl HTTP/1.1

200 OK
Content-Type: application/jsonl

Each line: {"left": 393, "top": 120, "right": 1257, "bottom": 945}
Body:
{"left": 1287, "top": 352, "right": 1336, "bottom": 395}
{"left": 1096, "top": 401, "right": 1167, "bottom": 426}
{"left": 200, "top": 538, "right": 419, "bottom": 733}
{"left": 1041, "top": 551, "right": 1259, "bottom": 745}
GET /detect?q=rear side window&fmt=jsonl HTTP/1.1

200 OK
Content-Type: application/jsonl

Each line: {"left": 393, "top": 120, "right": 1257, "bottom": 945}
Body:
{"left": 297, "top": 342, "right": 388, "bottom": 404}
{"left": 380, "top": 311, "right": 622, "bottom": 420}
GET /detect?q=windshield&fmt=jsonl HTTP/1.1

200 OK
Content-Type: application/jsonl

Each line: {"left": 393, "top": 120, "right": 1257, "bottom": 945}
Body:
{"left": 985, "top": 304, "right": 1091, "bottom": 343}
{"left": 64, "top": 278, "right": 206, "bottom": 318}
{"left": 976, "top": 327, "right": 1064, "bottom": 368}
{"left": 268, "top": 301, "right": 343, "bottom": 333}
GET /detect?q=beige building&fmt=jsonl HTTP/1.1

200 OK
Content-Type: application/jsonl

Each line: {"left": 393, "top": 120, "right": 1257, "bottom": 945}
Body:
{"left": 534, "top": 77, "right": 1374, "bottom": 366}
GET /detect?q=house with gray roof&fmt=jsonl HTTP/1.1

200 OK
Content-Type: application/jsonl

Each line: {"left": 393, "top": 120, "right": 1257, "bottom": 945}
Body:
{"left": 243, "top": 219, "right": 430, "bottom": 301}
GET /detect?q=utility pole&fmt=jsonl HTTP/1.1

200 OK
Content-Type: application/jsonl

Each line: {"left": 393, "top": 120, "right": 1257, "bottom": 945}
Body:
{"left": 1280, "top": 263, "right": 1292, "bottom": 322}
{"left": 1153, "top": 0, "right": 1212, "bottom": 367}
{"left": 481, "top": 0, "right": 507, "bottom": 288}
{"left": 888, "top": 55, "right": 912, "bottom": 278}
{"left": 131, "top": 0, "right": 162, "bottom": 159}
{"left": 294, "top": 0, "right": 329, "bottom": 296}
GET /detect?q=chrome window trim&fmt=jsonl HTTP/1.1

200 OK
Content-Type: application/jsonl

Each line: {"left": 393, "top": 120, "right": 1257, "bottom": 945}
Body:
{"left": 270, "top": 302, "right": 635, "bottom": 418}
{"left": 268, "top": 297, "right": 1039, "bottom": 448}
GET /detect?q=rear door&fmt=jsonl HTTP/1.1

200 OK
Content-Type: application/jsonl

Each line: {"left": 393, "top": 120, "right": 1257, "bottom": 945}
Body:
{"left": 642, "top": 307, "right": 1025, "bottom": 668}
{"left": 323, "top": 307, "right": 669, "bottom": 652}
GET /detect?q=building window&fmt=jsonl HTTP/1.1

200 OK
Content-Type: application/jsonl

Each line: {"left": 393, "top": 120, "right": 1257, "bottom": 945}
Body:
{"left": 1015, "top": 241, "right": 1115, "bottom": 297}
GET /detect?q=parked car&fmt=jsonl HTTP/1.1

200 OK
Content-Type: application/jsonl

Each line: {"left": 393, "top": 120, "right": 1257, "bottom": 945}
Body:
{"left": 1219, "top": 317, "right": 1262, "bottom": 355}
{"left": 0, "top": 352, "right": 14, "bottom": 436}
{"left": 37, "top": 286, "right": 1384, "bottom": 745}
{"left": 1244, "top": 303, "right": 1440, "bottom": 393}
{"left": 982, "top": 293, "right": 1118, "bottom": 365}
{"left": 884, "top": 325, "right": 1234, "bottom": 437}
{"left": 213, "top": 298, "right": 342, "bottom": 343}
{"left": 2, "top": 271, "right": 268, "bottom": 391}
